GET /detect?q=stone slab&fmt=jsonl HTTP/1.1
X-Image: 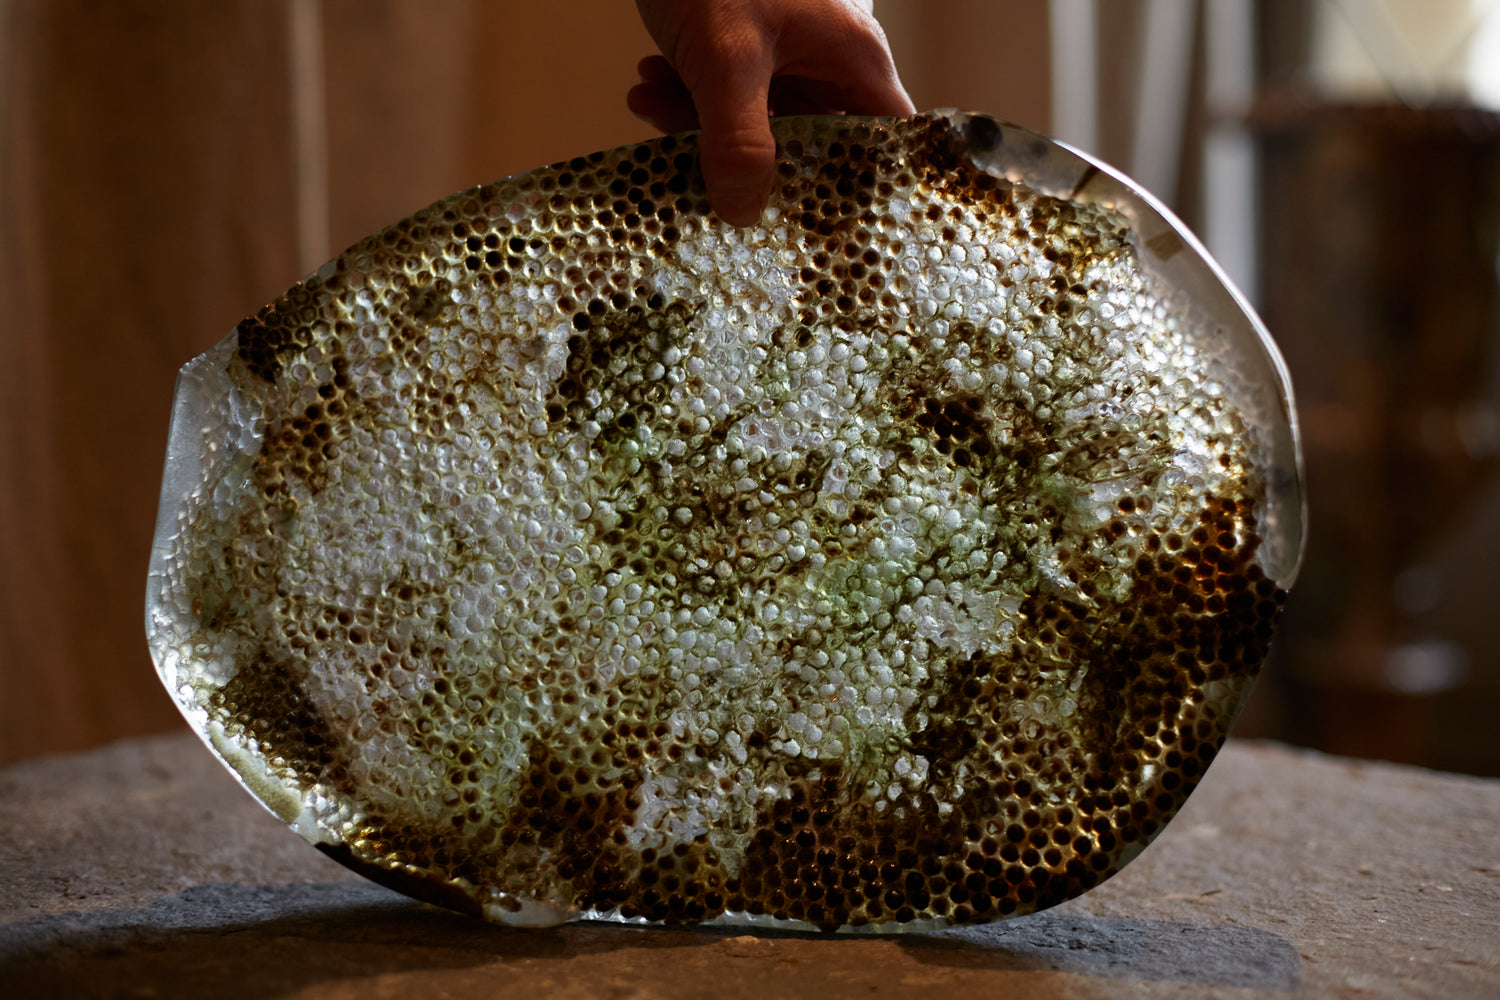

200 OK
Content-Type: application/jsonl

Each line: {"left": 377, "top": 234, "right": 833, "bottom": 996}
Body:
{"left": 1, "top": 733, "right": 1496, "bottom": 999}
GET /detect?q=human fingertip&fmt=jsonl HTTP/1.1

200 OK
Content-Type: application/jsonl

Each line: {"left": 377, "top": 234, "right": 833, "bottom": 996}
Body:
{"left": 627, "top": 82, "right": 699, "bottom": 135}
{"left": 711, "top": 185, "right": 770, "bottom": 228}
{"left": 636, "top": 55, "right": 681, "bottom": 84}
{"left": 626, "top": 82, "right": 673, "bottom": 119}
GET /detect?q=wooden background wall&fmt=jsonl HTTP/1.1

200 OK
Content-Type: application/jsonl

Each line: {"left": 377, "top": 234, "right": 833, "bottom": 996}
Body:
{"left": 0, "top": 0, "right": 1050, "bottom": 766}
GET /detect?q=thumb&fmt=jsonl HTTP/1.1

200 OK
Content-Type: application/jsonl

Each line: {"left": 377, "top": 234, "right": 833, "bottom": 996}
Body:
{"left": 683, "top": 42, "right": 778, "bottom": 227}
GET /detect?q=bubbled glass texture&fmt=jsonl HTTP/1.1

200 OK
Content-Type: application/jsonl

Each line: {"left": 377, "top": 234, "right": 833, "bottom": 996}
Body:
{"left": 147, "top": 112, "right": 1302, "bottom": 932}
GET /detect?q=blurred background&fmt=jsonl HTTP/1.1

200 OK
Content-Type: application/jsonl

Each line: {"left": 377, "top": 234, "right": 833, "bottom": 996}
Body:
{"left": 2, "top": 0, "right": 1497, "bottom": 774}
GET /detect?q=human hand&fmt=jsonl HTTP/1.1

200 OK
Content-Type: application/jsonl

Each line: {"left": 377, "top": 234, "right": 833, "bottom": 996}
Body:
{"left": 629, "top": 0, "right": 914, "bottom": 226}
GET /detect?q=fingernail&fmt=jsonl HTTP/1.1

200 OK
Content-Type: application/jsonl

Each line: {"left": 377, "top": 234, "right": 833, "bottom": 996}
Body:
{"left": 715, "top": 188, "right": 769, "bottom": 227}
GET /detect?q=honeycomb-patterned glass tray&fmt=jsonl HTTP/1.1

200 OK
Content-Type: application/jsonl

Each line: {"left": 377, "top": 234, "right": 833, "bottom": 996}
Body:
{"left": 147, "top": 111, "right": 1303, "bottom": 932}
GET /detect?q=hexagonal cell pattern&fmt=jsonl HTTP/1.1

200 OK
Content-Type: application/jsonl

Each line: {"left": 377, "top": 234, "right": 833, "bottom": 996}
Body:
{"left": 147, "top": 112, "right": 1301, "bottom": 932}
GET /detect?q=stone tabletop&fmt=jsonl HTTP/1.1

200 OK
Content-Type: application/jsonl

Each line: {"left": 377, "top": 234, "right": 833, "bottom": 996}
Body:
{"left": 1, "top": 733, "right": 1496, "bottom": 999}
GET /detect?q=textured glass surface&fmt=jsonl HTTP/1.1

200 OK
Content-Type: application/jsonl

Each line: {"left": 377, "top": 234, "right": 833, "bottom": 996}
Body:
{"left": 147, "top": 112, "right": 1303, "bottom": 932}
